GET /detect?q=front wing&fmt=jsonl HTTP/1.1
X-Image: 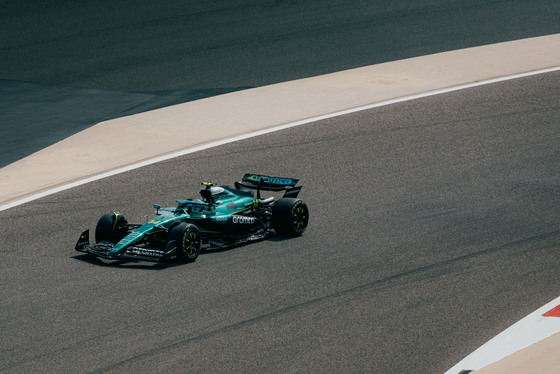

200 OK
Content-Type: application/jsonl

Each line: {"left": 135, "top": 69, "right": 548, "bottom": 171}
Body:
{"left": 75, "top": 230, "right": 178, "bottom": 262}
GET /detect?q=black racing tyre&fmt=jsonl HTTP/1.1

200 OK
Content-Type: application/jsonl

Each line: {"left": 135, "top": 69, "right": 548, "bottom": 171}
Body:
{"left": 271, "top": 198, "right": 309, "bottom": 236}
{"left": 168, "top": 223, "right": 201, "bottom": 262}
{"left": 95, "top": 212, "right": 128, "bottom": 244}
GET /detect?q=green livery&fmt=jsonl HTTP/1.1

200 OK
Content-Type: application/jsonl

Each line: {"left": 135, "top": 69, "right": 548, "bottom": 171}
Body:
{"left": 75, "top": 173, "right": 309, "bottom": 262}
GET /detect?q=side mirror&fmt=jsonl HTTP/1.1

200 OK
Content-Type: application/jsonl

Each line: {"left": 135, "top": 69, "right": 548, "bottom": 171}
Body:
{"left": 154, "top": 204, "right": 162, "bottom": 214}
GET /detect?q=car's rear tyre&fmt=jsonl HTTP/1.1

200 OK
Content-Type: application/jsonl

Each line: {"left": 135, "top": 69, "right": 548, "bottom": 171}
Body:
{"left": 168, "top": 223, "right": 201, "bottom": 262}
{"left": 272, "top": 198, "right": 309, "bottom": 236}
{"left": 95, "top": 212, "right": 128, "bottom": 244}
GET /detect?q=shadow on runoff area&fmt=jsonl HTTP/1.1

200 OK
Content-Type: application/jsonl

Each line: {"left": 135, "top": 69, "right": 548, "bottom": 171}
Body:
{"left": 0, "top": 79, "right": 251, "bottom": 168}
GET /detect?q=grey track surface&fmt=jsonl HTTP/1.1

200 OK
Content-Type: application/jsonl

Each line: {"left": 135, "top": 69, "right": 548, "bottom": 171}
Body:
{"left": 2, "top": 0, "right": 559, "bottom": 91}
{"left": 1, "top": 0, "right": 560, "bottom": 166}
{"left": 1, "top": 72, "right": 559, "bottom": 373}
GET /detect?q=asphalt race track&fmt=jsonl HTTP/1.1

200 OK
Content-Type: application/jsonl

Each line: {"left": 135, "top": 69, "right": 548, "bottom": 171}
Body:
{"left": 1, "top": 1, "right": 560, "bottom": 373}
{"left": 3, "top": 0, "right": 558, "bottom": 91}
{"left": 1, "top": 72, "right": 559, "bottom": 372}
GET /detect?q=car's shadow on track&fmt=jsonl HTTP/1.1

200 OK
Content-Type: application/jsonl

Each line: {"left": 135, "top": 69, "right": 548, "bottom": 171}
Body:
{"left": 72, "top": 254, "right": 185, "bottom": 270}
{"left": 72, "top": 234, "right": 298, "bottom": 269}
{"left": 265, "top": 235, "right": 296, "bottom": 243}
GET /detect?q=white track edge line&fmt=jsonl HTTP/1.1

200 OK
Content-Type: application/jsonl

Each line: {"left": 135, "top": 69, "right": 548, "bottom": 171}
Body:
{"left": 1, "top": 65, "right": 559, "bottom": 212}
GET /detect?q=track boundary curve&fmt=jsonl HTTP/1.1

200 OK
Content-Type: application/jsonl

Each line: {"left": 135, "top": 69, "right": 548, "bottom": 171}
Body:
{"left": 1, "top": 65, "right": 559, "bottom": 212}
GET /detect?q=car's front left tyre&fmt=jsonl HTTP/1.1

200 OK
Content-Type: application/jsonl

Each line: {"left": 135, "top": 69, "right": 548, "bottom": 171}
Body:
{"left": 95, "top": 212, "right": 128, "bottom": 244}
{"left": 168, "top": 223, "right": 201, "bottom": 262}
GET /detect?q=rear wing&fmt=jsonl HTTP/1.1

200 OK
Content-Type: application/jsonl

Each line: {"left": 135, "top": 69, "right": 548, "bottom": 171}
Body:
{"left": 236, "top": 173, "right": 302, "bottom": 198}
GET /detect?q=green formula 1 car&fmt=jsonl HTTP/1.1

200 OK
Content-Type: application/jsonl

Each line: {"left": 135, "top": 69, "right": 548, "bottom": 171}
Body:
{"left": 75, "top": 173, "right": 309, "bottom": 262}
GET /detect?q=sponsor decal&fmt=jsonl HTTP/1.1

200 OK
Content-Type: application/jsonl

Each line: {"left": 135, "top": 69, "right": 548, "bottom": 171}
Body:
{"left": 242, "top": 199, "right": 258, "bottom": 209}
{"left": 283, "top": 186, "right": 301, "bottom": 198}
{"left": 234, "top": 237, "right": 250, "bottom": 245}
{"left": 232, "top": 216, "right": 255, "bottom": 224}
{"left": 246, "top": 174, "right": 294, "bottom": 186}
{"left": 128, "top": 247, "right": 164, "bottom": 257}
{"left": 95, "top": 242, "right": 114, "bottom": 250}
{"left": 235, "top": 233, "right": 266, "bottom": 245}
